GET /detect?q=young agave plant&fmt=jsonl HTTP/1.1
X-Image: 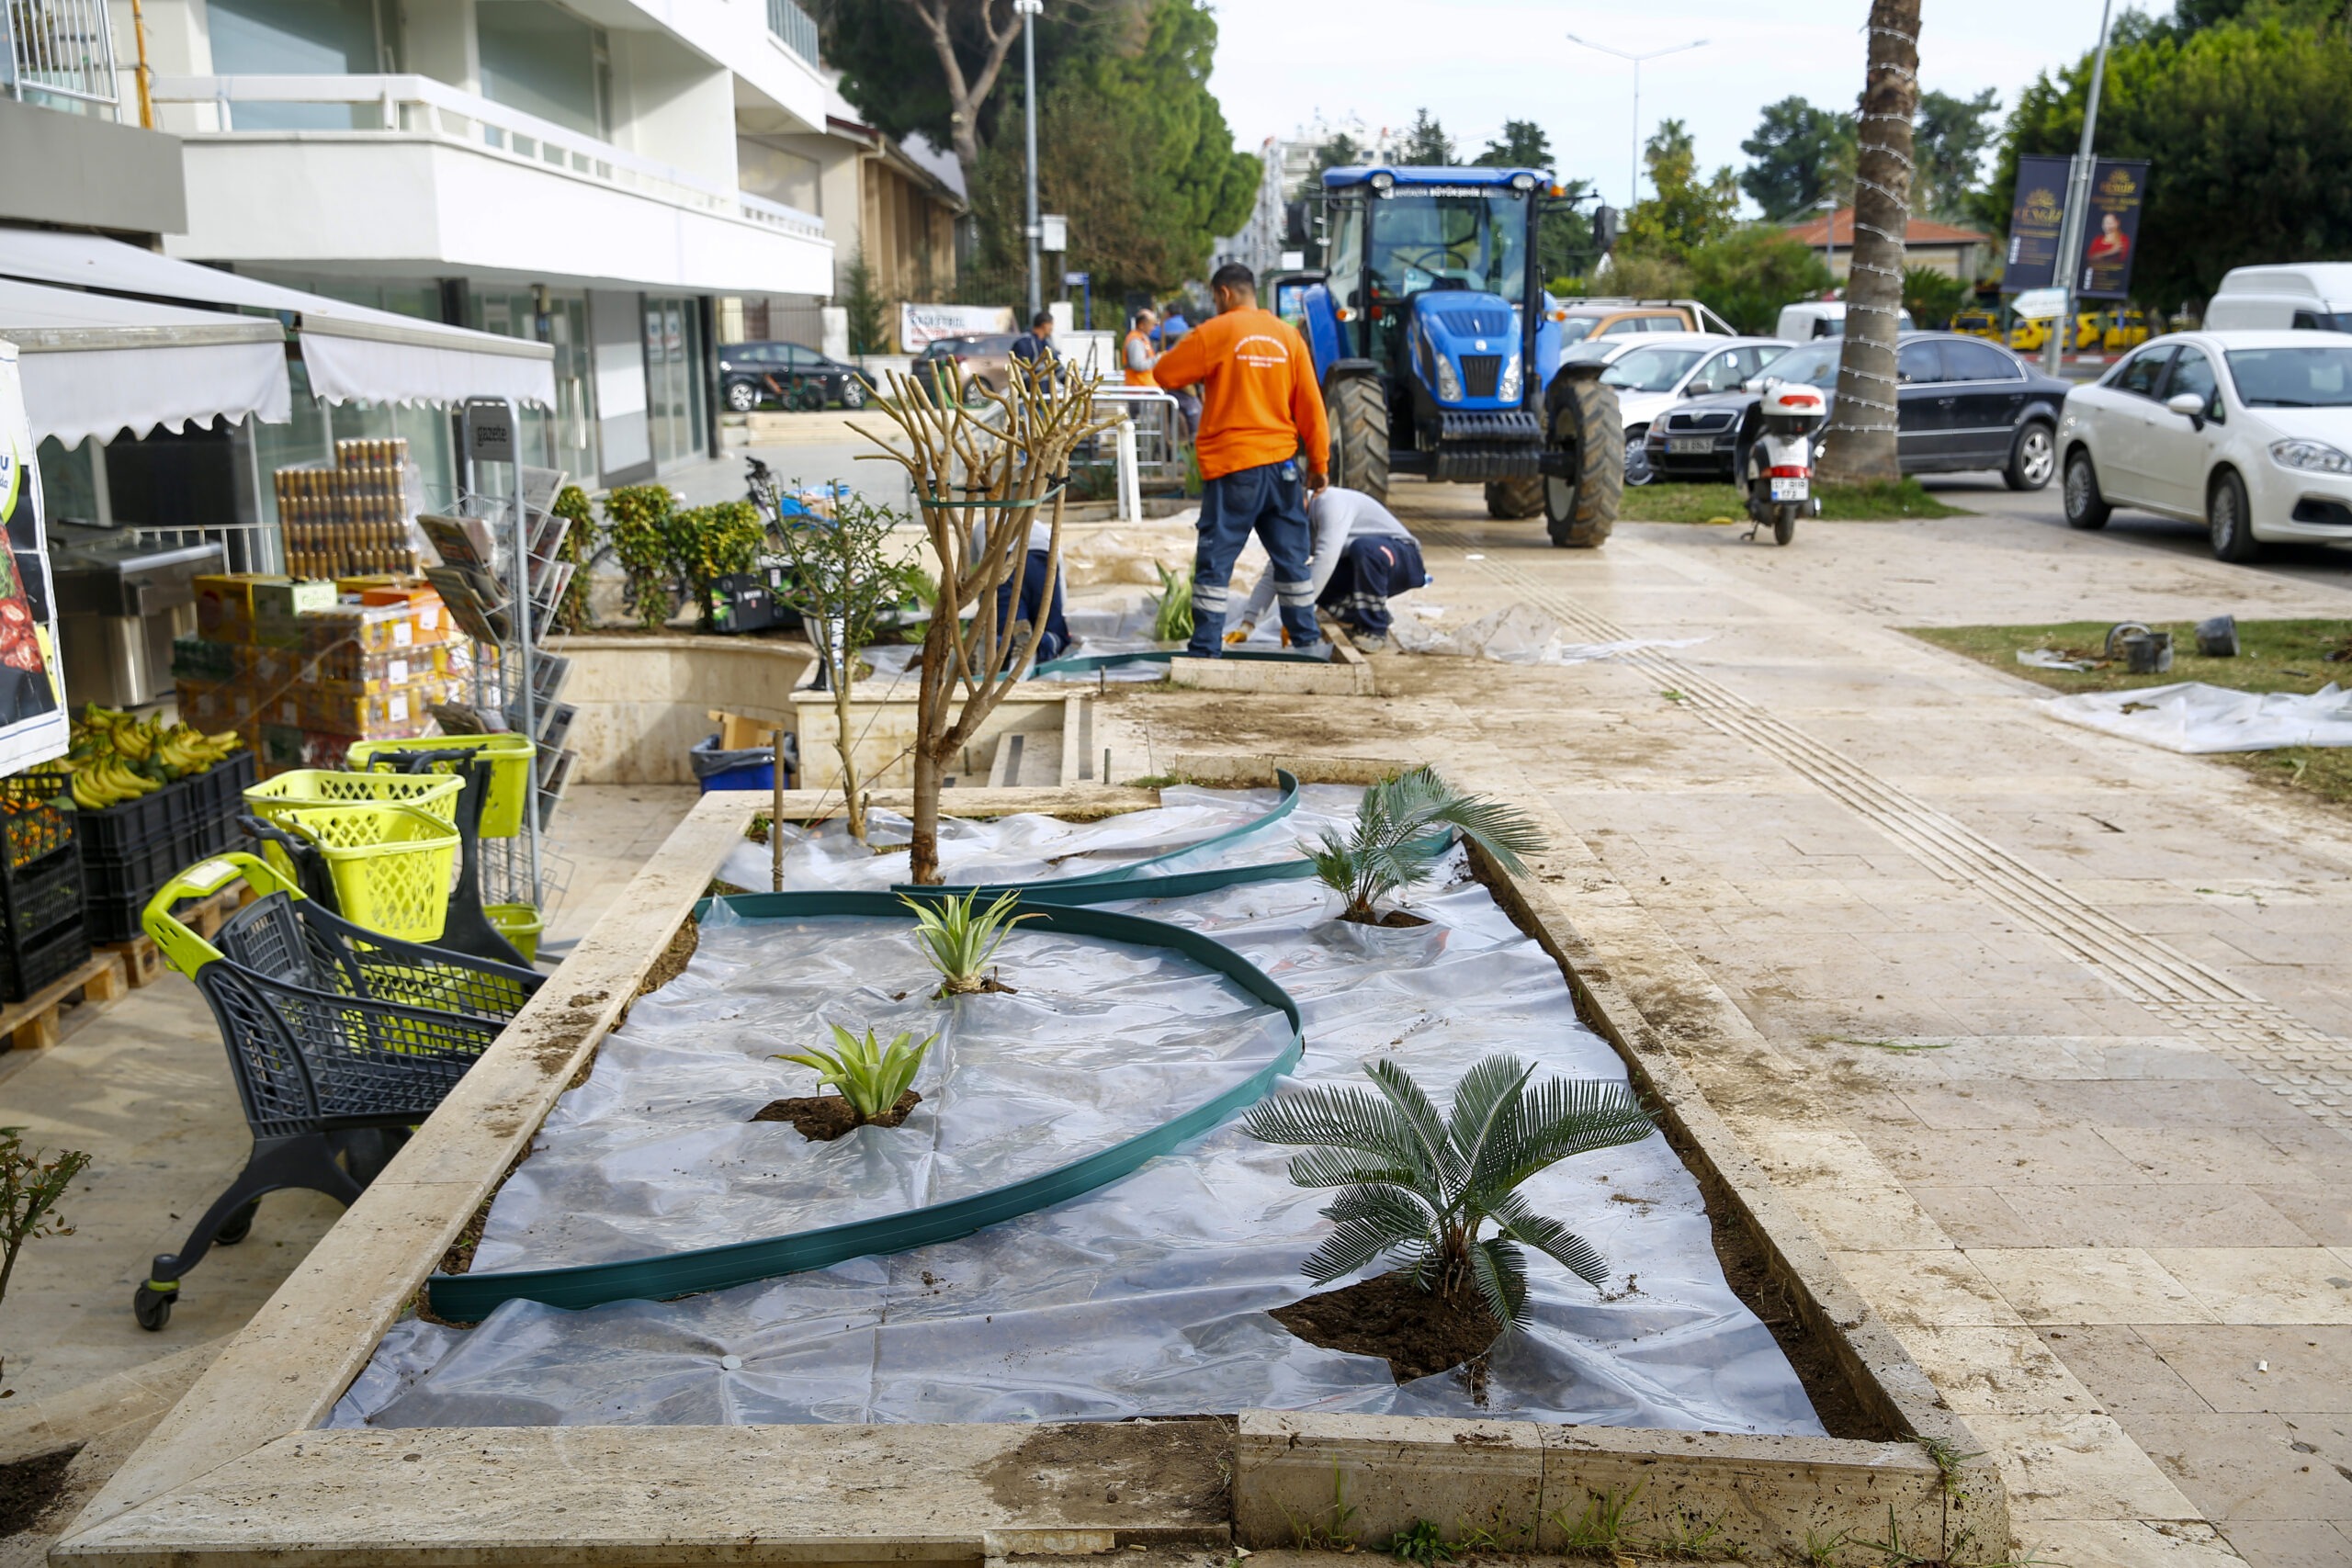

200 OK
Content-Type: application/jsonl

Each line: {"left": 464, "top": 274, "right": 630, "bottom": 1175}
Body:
{"left": 1306, "top": 765, "right": 1546, "bottom": 923}
{"left": 773, "top": 1024, "right": 935, "bottom": 1125}
{"left": 899, "top": 887, "right": 1038, "bottom": 996}
{"left": 1244, "top": 1055, "right": 1655, "bottom": 1328}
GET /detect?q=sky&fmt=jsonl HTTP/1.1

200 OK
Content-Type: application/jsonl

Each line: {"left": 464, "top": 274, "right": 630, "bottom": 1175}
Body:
{"left": 1205, "top": 0, "right": 2159, "bottom": 216}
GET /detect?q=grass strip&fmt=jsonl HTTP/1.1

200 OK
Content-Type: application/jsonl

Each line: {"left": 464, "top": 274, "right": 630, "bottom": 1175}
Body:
{"left": 1622, "top": 478, "right": 1967, "bottom": 524}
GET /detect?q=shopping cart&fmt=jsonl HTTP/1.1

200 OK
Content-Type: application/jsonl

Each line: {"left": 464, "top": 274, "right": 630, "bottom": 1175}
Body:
{"left": 130, "top": 852, "right": 542, "bottom": 1332}
{"left": 347, "top": 736, "right": 538, "bottom": 967}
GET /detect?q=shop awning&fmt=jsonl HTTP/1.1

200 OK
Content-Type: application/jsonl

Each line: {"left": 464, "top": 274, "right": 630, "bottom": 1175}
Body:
{"left": 0, "top": 277, "right": 291, "bottom": 446}
{"left": 0, "top": 229, "right": 555, "bottom": 411}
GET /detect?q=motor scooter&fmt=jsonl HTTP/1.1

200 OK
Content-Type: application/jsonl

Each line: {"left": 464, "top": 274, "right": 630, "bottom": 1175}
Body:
{"left": 1742, "top": 383, "right": 1826, "bottom": 546}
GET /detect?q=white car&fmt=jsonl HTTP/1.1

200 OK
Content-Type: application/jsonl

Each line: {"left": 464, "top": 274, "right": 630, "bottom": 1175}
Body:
{"left": 2059, "top": 330, "right": 2352, "bottom": 560}
{"left": 1597, "top": 335, "right": 1794, "bottom": 483}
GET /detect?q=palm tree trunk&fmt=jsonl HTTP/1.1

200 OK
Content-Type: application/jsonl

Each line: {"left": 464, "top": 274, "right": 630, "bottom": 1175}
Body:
{"left": 1817, "top": 0, "right": 1920, "bottom": 485}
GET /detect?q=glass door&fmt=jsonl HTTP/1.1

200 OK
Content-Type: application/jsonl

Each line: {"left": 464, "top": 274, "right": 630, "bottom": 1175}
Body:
{"left": 642, "top": 296, "right": 706, "bottom": 469}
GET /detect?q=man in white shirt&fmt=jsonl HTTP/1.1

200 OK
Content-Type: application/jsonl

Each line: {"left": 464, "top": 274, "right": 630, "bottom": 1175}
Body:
{"left": 1228, "top": 486, "right": 1427, "bottom": 651}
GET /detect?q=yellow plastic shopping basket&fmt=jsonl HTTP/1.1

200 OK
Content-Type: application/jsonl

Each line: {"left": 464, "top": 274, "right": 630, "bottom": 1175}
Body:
{"left": 345, "top": 734, "right": 536, "bottom": 839}
{"left": 254, "top": 801, "right": 460, "bottom": 943}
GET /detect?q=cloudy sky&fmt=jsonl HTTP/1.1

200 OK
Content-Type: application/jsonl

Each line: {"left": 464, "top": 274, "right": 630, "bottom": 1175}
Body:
{"left": 1206, "top": 1, "right": 2154, "bottom": 213}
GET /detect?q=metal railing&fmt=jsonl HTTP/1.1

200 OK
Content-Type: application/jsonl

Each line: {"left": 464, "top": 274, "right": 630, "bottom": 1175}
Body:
{"left": 765, "top": 0, "right": 819, "bottom": 68}
{"left": 2, "top": 0, "right": 121, "bottom": 110}
{"left": 148, "top": 73, "right": 829, "bottom": 243}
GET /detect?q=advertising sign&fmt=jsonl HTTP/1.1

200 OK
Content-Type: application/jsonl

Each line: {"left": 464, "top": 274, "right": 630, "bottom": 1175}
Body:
{"left": 2074, "top": 158, "right": 2150, "bottom": 299}
{"left": 899, "top": 303, "right": 1017, "bottom": 354}
{"left": 0, "top": 341, "right": 69, "bottom": 773}
{"left": 2001, "top": 154, "right": 2074, "bottom": 292}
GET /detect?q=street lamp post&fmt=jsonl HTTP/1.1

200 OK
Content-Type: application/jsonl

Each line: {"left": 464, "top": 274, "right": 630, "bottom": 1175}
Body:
{"left": 1816, "top": 194, "right": 1839, "bottom": 280}
{"left": 1016, "top": 0, "right": 1044, "bottom": 321}
{"left": 1564, "top": 31, "right": 1708, "bottom": 212}
{"left": 2047, "top": 0, "right": 2116, "bottom": 377}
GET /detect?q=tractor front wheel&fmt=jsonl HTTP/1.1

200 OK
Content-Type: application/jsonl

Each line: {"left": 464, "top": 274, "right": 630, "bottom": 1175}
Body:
{"left": 1544, "top": 377, "right": 1623, "bottom": 548}
{"left": 1484, "top": 477, "right": 1542, "bottom": 518}
{"left": 1329, "top": 376, "right": 1389, "bottom": 501}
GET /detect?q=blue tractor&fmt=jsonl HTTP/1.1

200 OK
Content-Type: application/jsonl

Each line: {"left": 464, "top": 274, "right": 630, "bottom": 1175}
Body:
{"left": 1290, "top": 166, "right": 1623, "bottom": 547}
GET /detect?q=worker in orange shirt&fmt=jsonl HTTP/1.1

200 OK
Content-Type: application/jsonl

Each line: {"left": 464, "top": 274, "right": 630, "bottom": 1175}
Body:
{"left": 1122, "top": 308, "right": 1159, "bottom": 388}
{"left": 1153, "top": 262, "right": 1330, "bottom": 658}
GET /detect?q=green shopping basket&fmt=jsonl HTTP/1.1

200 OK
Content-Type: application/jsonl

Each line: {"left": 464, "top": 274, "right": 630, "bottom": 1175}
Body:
{"left": 251, "top": 800, "right": 460, "bottom": 943}
{"left": 345, "top": 734, "right": 535, "bottom": 839}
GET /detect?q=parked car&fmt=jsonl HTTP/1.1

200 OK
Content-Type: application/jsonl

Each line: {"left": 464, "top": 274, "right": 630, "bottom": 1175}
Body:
{"left": 2007, "top": 311, "right": 2101, "bottom": 355}
{"left": 1643, "top": 332, "right": 2070, "bottom": 490}
{"left": 1776, "top": 299, "right": 1917, "bottom": 341}
{"left": 718, "top": 342, "right": 873, "bottom": 412}
{"left": 1597, "top": 335, "right": 1793, "bottom": 483}
{"left": 2057, "top": 329, "right": 2352, "bottom": 560}
{"left": 1951, "top": 307, "right": 2004, "bottom": 342}
{"left": 2101, "top": 309, "right": 2152, "bottom": 355}
{"left": 2203, "top": 263, "right": 2352, "bottom": 332}
{"left": 910, "top": 333, "right": 1021, "bottom": 404}
{"left": 1552, "top": 298, "right": 1736, "bottom": 350}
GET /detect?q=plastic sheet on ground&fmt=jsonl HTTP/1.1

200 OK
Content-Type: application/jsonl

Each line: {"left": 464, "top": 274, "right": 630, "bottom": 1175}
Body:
{"left": 1388, "top": 602, "right": 1708, "bottom": 666}
{"left": 2041, "top": 681, "right": 2352, "bottom": 753}
{"left": 330, "top": 787, "right": 1821, "bottom": 1435}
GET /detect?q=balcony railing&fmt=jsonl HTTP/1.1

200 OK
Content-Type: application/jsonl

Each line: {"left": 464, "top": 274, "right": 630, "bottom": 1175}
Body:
{"left": 765, "top": 0, "right": 819, "bottom": 68}
{"left": 149, "top": 73, "right": 826, "bottom": 243}
{"left": 2, "top": 0, "right": 121, "bottom": 111}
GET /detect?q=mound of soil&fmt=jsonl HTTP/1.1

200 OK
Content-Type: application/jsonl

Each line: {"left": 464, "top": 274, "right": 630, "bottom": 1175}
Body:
{"left": 754, "top": 1089, "right": 922, "bottom": 1142}
{"left": 1271, "top": 1271, "right": 1499, "bottom": 1383}
{"left": 0, "top": 1446, "right": 78, "bottom": 1538}
{"left": 1339, "top": 908, "right": 1431, "bottom": 929}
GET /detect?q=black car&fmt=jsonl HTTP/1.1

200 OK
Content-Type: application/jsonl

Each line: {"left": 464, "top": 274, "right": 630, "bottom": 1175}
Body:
{"left": 718, "top": 341, "right": 873, "bottom": 413}
{"left": 1643, "top": 331, "right": 2070, "bottom": 491}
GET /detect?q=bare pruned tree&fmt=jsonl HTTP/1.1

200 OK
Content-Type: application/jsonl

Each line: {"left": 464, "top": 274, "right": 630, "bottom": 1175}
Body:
{"left": 1818, "top": 0, "right": 1920, "bottom": 485}
{"left": 902, "top": 0, "right": 1026, "bottom": 181}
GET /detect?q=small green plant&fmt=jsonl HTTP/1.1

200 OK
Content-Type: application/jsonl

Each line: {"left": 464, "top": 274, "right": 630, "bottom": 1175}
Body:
{"left": 670, "top": 499, "right": 767, "bottom": 633}
{"left": 1, "top": 1128, "right": 91, "bottom": 1389}
{"left": 602, "top": 484, "right": 679, "bottom": 630}
{"left": 1280, "top": 1466, "right": 1360, "bottom": 1551}
{"left": 899, "top": 888, "right": 1039, "bottom": 996}
{"left": 1244, "top": 1055, "right": 1654, "bottom": 1329}
{"left": 1151, "top": 561, "right": 1193, "bottom": 642}
{"left": 1552, "top": 1483, "right": 1638, "bottom": 1553}
{"left": 548, "top": 484, "right": 597, "bottom": 633}
{"left": 1306, "top": 765, "right": 1546, "bottom": 924}
{"left": 773, "top": 1025, "right": 935, "bottom": 1124}
{"left": 1383, "top": 1518, "right": 1456, "bottom": 1565}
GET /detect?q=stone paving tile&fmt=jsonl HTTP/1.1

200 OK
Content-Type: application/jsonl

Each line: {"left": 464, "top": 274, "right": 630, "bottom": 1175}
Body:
{"left": 2141, "top": 1325, "right": 2352, "bottom": 1414}
{"left": 1903, "top": 1323, "right": 2104, "bottom": 1416}
{"left": 2153, "top": 1249, "right": 2352, "bottom": 1325}
{"left": 2122, "top": 1412, "right": 2352, "bottom": 1522}
{"left": 1997, "top": 1184, "right": 2316, "bottom": 1249}
{"left": 1831, "top": 1247, "right": 2023, "bottom": 1327}
{"left": 1909, "top": 1185, "right": 2045, "bottom": 1249}
{"left": 1964, "top": 1409, "right": 2209, "bottom": 1524}
{"left": 2038, "top": 1325, "right": 2214, "bottom": 1414}
{"left": 2019, "top": 1518, "right": 2252, "bottom": 1567}
{"left": 2093, "top": 1126, "right": 2347, "bottom": 1186}
{"left": 1972, "top": 1247, "right": 2212, "bottom": 1325}
{"left": 2210, "top": 1519, "right": 2352, "bottom": 1568}
{"left": 2251, "top": 1187, "right": 2352, "bottom": 1247}
{"left": 1849, "top": 1122, "right": 2154, "bottom": 1188}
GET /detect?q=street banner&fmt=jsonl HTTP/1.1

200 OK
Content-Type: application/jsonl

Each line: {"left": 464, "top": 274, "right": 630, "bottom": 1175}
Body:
{"left": 0, "top": 341, "right": 68, "bottom": 773}
{"left": 2001, "top": 154, "right": 2073, "bottom": 292}
{"left": 899, "top": 303, "right": 1016, "bottom": 354}
{"left": 2074, "top": 158, "right": 2150, "bottom": 299}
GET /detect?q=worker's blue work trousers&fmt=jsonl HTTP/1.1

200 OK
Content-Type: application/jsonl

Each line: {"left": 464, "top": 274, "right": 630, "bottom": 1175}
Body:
{"left": 994, "top": 548, "right": 1069, "bottom": 665}
{"left": 1188, "top": 458, "right": 1319, "bottom": 657}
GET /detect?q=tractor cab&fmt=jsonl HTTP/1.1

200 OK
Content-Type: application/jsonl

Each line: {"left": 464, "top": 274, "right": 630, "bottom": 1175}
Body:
{"left": 1295, "top": 166, "right": 1623, "bottom": 547}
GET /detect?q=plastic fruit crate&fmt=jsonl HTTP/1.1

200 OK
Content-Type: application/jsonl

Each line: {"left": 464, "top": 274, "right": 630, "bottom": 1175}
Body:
{"left": 1, "top": 771, "right": 74, "bottom": 871}
{"left": 0, "top": 918, "right": 90, "bottom": 1003}
{"left": 0, "top": 844, "right": 85, "bottom": 946}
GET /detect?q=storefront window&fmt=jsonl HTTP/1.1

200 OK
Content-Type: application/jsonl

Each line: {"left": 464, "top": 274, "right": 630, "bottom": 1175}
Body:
{"left": 643, "top": 296, "right": 705, "bottom": 469}
{"left": 469, "top": 288, "right": 599, "bottom": 487}
{"left": 36, "top": 439, "right": 100, "bottom": 527}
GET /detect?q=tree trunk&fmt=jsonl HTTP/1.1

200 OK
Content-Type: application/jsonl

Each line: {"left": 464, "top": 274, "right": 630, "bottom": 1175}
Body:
{"left": 910, "top": 745, "right": 944, "bottom": 886}
{"left": 833, "top": 669, "right": 865, "bottom": 844}
{"left": 1817, "top": 0, "right": 1919, "bottom": 486}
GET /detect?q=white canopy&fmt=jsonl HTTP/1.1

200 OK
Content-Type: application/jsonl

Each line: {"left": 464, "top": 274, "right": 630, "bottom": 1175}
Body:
{"left": 0, "top": 230, "right": 554, "bottom": 411}
{"left": 0, "top": 278, "right": 291, "bottom": 446}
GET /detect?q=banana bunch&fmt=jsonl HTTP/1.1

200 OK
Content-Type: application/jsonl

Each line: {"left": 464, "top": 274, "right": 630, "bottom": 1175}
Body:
{"left": 62, "top": 705, "right": 245, "bottom": 810}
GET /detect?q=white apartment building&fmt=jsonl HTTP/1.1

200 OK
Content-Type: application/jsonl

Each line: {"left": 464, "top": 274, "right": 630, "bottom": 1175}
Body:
{"left": 129, "top": 0, "right": 840, "bottom": 490}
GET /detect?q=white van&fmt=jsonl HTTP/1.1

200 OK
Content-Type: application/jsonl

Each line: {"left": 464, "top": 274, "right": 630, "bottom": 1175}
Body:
{"left": 2205, "top": 264, "right": 2352, "bottom": 332}
{"left": 1775, "top": 299, "right": 1917, "bottom": 341}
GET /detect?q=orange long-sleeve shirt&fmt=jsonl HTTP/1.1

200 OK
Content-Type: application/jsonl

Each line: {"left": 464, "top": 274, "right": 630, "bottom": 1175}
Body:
{"left": 1152, "top": 307, "right": 1329, "bottom": 482}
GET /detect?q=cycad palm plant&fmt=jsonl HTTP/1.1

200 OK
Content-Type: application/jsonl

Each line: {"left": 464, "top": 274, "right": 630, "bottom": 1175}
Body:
{"left": 1307, "top": 766, "right": 1546, "bottom": 923}
{"left": 1244, "top": 1055, "right": 1654, "bottom": 1328}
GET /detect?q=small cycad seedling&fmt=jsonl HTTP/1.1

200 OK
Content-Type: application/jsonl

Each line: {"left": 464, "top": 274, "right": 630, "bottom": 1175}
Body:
{"left": 1307, "top": 765, "right": 1545, "bottom": 923}
{"left": 899, "top": 887, "right": 1038, "bottom": 995}
{"left": 774, "top": 1024, "right": 935, "bottom": 1125}
{"left": 1245, "top": 1055, "right": 1654, "bottom": 1327}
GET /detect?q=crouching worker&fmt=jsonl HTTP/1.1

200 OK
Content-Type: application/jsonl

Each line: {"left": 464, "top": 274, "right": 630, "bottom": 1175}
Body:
{"left": 976, "top": 515, "right": 1070, "bottom": 666}
{"left": 1153, "top": 262, "right": 1329, "bottom": 658}
{"left": 1230, "top": 486, "right": 1428, "bottom": 651}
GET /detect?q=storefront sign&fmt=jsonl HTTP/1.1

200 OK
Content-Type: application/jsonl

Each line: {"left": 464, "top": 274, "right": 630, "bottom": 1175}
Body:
{"left": 899, "top": 303, "right": 1016, "bottom": 354}
{"left": 0, "top": 342, "right": 69, "bottom": 772}
{"left": 2074, "top": 158, "right": 2150, "bottom": 299}
{"left": 2001, "top": 154, "right": 2074, "bottom": 293}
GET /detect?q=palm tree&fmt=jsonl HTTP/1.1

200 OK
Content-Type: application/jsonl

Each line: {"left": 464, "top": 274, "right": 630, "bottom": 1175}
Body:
{"left": 1817, "top": 0, "right": 1920, "bottom": 485}
{"left": 1245, "top": 1055, "right": 1655, "bottom": 1328}
{"left": 1306, "top": 766, "right": 1545, "bottom": 923}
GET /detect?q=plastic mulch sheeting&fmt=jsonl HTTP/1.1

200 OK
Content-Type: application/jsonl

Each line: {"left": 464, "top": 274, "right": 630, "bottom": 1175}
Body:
{"left": 2041, "top": 681, "right": 2352, "bottom": 753}
{"left": 328, "top": 786, "right": 1824, "bottom": 1435}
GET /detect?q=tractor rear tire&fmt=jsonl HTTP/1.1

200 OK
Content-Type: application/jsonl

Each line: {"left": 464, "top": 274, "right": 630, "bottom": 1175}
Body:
{"left": 1329, "top": 376, "right": 1389, "bottom": 501}
{"left": 1484, "top": 477, "right": 1542, "bottom": 519}
{"left": 1544, "top": 378, "right": 1623, "bottom": 548}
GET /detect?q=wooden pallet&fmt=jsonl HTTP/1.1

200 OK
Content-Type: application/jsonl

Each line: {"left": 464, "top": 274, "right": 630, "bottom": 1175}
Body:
{"left": 0, "top": 949, "right": 129, "bottom": 1051}
{"left": 98, "top": 886, "right": 253, "bottom": 989}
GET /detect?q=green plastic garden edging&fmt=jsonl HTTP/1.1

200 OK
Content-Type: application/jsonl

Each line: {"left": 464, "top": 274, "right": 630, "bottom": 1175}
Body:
{"left": 425, "top": 890, "right": 1305, "bottom": 1319}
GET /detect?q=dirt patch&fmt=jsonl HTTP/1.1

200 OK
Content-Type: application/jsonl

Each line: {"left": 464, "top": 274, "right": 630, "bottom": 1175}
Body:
{"left": 752, "top": 1089, "right": 922, "bottom": 1141}
{"left": 0, "top": 1446, "right": 78, "bottom": 1538}
{"left": 1339, "top": 908, "right": 1431, "bottom": 929}
{"left": 980, "top": 1416, "right": 1232, "bottom": 1524}
{"left": 1270, "top": 1271, "right": 1500, "bottom": 1384}
{"left": 637, "top": 915, "right": 699, "bottom": 998}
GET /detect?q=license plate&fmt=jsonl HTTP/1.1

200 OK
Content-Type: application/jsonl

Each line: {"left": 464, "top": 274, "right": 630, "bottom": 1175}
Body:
{"left": 1770, "top": 477, "right": 1809, "bottom": 502}
{"left": 1668, "top": 437, "right": 1715, "bottom": 455}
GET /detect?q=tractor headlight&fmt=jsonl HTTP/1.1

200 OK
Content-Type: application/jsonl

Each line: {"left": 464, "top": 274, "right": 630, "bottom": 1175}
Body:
{"left": 1369, "top": 170, "right": 1394, "bottom": 192}
{"left": 2270, "top": 438, "right": 2352, "bottom": 475}
{"left": 1499, "top": 352, "right": 1522, "bottom": 400}
{"left": 1435, "top": 354, "right": 1463, "bottom": 402}
{"left": 1509, "top": 172, "right": 1536, "bottom": 192}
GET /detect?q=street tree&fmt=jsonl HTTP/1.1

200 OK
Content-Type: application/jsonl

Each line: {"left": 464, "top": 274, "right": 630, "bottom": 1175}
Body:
{"left": 1739, "top": 96, "right": 1857, "bottom": 222}
{"left": 1911, "top": 87, "right": 2000, "bottom": 222}
{"left": 1819, "top": 0, "right": 1918, "bottom": 486}
{"left": 1475, "top": 118, "right": 1552, "bottom": 169}
{"left": 1623, "top": 119, "right": 1740, "bottom": 256}
{"left": 1400, "top": 108, "right": 1456, "bottom": 166}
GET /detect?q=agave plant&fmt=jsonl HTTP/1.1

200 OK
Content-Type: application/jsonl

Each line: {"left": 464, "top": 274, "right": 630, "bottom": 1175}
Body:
{"left": 899, "top": 887, "right": 1038, "bottom": 995}
{"left": 1151, "top": 562, "right": 1193, "bottom": 642}
{"left": 1306, "top": 765, "right": 1546, "bottom": 923}
{"left": 773, "top": 1024, "right": 936, "bottom": 1124}
{"left": 1244, "top": 1055, "right": 1655, "bottom": 1328}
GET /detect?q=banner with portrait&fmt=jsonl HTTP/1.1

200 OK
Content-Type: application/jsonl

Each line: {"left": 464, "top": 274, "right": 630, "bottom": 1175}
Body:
{"left": 0, "top": 341, "right": 68, "bottom": 773}
{"left": 2073, "top": 159, "right": 2150, "bottom": 299}
{"left": 2000, "top": 155, "right": 2073, "bottom": 293}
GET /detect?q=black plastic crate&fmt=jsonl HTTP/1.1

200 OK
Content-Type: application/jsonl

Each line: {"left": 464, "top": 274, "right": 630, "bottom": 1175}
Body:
{"left": 707, "top": 569, "right": 796, "bottom": 635}
{"left": 0, "top": 844, "right": 84, "bottom": 945}
{"left": 0, "top": 918, "right": 90, "bottom": 1003}
{"left": 0, "top": 771, "right": 74, "bottom": 871}
{"left": 77, "top": 768, "right": 210, "bottom": 853}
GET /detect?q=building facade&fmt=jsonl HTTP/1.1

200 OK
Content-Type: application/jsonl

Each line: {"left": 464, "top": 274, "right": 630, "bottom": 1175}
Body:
{"left": 1784, "top": 208, "right": 1992, "bottom": 283}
